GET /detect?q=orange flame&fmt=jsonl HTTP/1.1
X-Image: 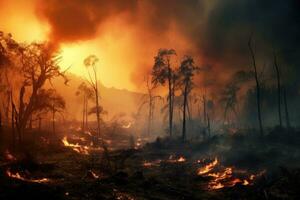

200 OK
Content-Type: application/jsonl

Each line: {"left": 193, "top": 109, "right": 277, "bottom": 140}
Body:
{"left": 62, "top": 136, "right": 89, "bottom": 155}
{"left": 197, "top": 158, "right": 218, "bottom": 175}
{"left": 6, "top": 169, "right": 50, "bottom": 183}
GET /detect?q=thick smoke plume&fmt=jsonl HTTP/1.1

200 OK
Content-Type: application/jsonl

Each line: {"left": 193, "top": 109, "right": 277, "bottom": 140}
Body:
{"left": 36, "top": 0, "right": 300, "bottom": 88}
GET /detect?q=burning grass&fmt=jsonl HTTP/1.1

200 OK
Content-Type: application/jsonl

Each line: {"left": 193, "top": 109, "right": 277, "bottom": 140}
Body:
{"left": 6, "top": 168, "right": 50, "bottom": 183}
{"left": 196, "top": 158, "right": 261, "bottom": 190}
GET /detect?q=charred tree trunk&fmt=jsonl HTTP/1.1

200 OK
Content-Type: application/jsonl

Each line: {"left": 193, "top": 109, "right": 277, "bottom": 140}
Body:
{"left": 147, "top": 99, "right": 152, "bottom": 136}
{"left": 283, "top": 87, "right": 291, "bottom": 128}
{"left": 52, "top": 104, "right": 55, "bottom": 135}
{"left": 248, "top": 37, "right": 263, "bottom": 136}
{"left": 207, "top": 113, "right": 211, "bottom": 138}
{"left": 82, "top": 95, "right": 86, "bottom": 132}
{"left": 167, "top": 62, "right": 173, "bottom": 137}
{"left": 29, "top": 116, "right": 33, "bottom": 130}
{"left": 95, "top": 84, "right": 101, "bottom": 138}
{"left": 11, "top": 100, "right": 16, "bottom": 148}
{"left": 85, "top": 98, "right": 88, "bottom": 130}
{"left": 203, "top": 95, "right": 207, "bottom": 126}
{"left": 274, "top": 53, "right": 282, "bottom": 128}
{"left": 38, "top": 117, "right": 42, "bottom": 131}
{"left": 0, "top": 109, "right": 2, "bottom": 132}
{"left": 182, "top": 83, "right": 188, "bottom": 142}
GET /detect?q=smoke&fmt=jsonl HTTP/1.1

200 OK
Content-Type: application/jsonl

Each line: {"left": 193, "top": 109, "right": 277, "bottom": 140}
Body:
{"left": 36, "top": 0, "right": 300, "bottom": 89}
{"left": 36, "top": 0, "right": 138, "bottom": 43}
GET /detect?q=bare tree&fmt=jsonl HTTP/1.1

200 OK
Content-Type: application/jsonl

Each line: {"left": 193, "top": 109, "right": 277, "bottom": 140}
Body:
{"left": 76, "top": 82, "right": 94, "bottom": 132}
{"left": 248, "top": 37, "right": 263, "bottom": 136}
{"left": 84, "top": 55, "right": 101, "bottom": 138}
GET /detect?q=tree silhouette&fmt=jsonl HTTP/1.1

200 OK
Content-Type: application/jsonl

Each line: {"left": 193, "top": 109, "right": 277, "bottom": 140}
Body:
{"left": 0, "top": 32, "right": 67, "bottom": 142}
{"left": 178, "top": 56, "right": 198, "bottom": 142}
{"left": 248, "top": 37, "right": 263, "bottom": 136}
{"left": 84, "top": 55, "right": 101, "bottom": 138}
{"left": 76, "top": 82, "right": 94, "bottom": 132}
{"left": 152, "top": 49, "right": 177, "bottom": 137}
{"left": 273, "top": 52, "right": 282, "bottom": 128}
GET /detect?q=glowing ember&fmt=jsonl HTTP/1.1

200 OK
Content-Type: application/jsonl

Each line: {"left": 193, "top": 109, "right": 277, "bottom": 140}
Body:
{"left": 135, "top": 138, "right": 142, "bottom": 149}
{"left": 242, "top": 179, "right": 249, "bottom": 185}
{"left": 122, "top": 122, "right": 132, "bottom": 129}
{"left": 89, "top": 170, "right": 99, "bottom": 179}
{"left": 84, "top": 131, "right": 93, "bottom": 136}
{"left": 6, "top": 169, "right": 50, "bottom": 183}
{"left": 177, "top": 156, "right": 186, "bottom": 162}
{"left": 167, "top": 155, "right": 187, "bottom": 163}
{"left": 143, "top": 159, "right": 162, "bottom": 167}
{"left": 4, "top": 150, "right": 16, "bottom": 161}
{"left": 197, "top": 158, "right": 218, "bottom": 175}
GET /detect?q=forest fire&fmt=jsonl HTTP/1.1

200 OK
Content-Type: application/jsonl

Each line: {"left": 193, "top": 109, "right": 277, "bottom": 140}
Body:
{"left": 0, "top": 1, "right": 299, "bottom": 199}
{"left": 6, "top": 169, "right": 50, "bottom": 183}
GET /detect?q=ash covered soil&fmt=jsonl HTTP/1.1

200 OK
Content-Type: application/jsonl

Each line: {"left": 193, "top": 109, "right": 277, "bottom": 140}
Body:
{"left": 0, "top": 128, "right": 300, "bottom": 200}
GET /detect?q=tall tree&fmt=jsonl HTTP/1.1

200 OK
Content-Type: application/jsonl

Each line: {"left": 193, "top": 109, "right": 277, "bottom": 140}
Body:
{"left": 178, "top": 56, "right": 198, "bottom": 142}
{"left": 283, "top": 87, "right": 291, "bottom": 128}
{"left": 273, "top": 53, "right": 282, "bottom": 128}
{"left": 84, "top": 55, "right": 101, "bottom": 137}
{"left": 248, "top": 37, "right": 263, "bottom": 136}
{"left": 152, "top": 49, "right": 177, "bottom": 137}
{"left": 76, "top": 82, "right": 94, "bottom": 132}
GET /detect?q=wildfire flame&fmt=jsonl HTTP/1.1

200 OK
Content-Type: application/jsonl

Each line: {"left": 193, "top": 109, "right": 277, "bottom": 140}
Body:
{"left": 122, "top": 122, "right": 132, "bottom": 129}
{"left": 197, "top": 158, "right": 257, "bottom": 190}
{"left": 177, "top": 156, "right": 186, "bottom": 162}
{"left": 197, "top": 158, "right": 218, "bottom": 175}
{"left": 62, "top": 136, "right": 89, "bottom": 155}
{"left": 6, "top": 169, "right": 50, "bottom": 183}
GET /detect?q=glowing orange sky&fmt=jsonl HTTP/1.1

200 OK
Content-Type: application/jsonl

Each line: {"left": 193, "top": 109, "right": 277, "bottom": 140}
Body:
{"left": 0, "top": 0, "right": 197, "bottom": 92}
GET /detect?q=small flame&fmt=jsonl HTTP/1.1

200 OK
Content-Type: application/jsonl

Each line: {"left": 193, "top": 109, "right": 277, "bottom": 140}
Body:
{"left": 197, "top": 158, "right": 218, "bottom": 175}
{"left": 6, "top": 169, "right": 50, "bottom": 183}
{"left": 167, "top": 155, "right": 187, "bottom": 163}
{"left": 122, "top": 122, "right": 132, "bottom": 129}
{"left": 143, "top": 159, "right": 162, "bottom": 167}
{"left": 89, "top": 170, "right": 99, "bottom": 179}
{"left": 177, "top": 156, "right": 186, "bottom": 162}
{"left": 62, "top": 136, "right": 89, "bottom": 155}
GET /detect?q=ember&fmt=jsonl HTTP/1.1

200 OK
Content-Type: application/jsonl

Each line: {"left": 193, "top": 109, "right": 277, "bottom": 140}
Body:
{"left": 4, "top": 150, "right": 16, "bottom": 161}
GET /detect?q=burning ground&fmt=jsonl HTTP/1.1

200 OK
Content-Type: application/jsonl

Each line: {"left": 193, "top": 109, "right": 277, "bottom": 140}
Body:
{"left": 0, "top": 127, "right": 300, "bottom": 200}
